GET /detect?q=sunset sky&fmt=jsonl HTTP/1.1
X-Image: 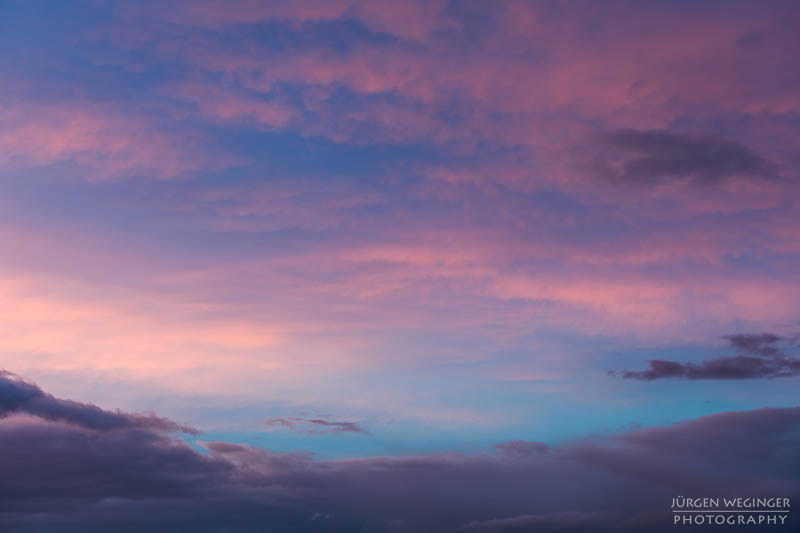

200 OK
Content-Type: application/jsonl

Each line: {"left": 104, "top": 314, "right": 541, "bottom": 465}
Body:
{"left": 1, "top": 1, "right": 800, "bottom": 531}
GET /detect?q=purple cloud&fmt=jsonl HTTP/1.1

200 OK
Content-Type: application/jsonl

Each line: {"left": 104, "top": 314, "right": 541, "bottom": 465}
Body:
{"left": 0, "top": 370, "right": 197, "bottom": 434}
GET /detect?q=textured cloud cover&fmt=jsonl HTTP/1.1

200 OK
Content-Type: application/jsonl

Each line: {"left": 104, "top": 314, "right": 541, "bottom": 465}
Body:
{"left": 1, "top": 0, "right": 799, "bottom": 390}
{"left": 1, "top": 374, "right": 798, "bottom": 532}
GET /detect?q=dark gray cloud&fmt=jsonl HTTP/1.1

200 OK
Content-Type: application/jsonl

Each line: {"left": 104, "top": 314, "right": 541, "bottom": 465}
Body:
{"left": 1, "top": 374, "right": 799, "bottom": 532}
{"left": 723, "top": 333, "right": 783, "bottom": 357}
{"left": 614, "top": 355, "right": 800, "bottom": 380}
{"left": 612, "top": 332, "right": 800, "bottom": 380}
{"left": 577, "top": 129, "right": 775, "bottom": 186}
{"left": 0, "top": 370, "right": 197, "bottom": 434}
{"left": 264, "top": 416, "right": 369, "bottom": 435}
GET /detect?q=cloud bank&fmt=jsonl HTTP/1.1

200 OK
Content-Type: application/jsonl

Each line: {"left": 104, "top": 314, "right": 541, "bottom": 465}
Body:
{"left": 1, "top": 374, "right": 798, "bottom": 532}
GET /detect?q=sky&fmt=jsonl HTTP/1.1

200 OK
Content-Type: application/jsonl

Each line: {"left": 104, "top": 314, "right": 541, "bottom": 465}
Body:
{"left": 1, "top": 1, "right": 800, "bottom": 531}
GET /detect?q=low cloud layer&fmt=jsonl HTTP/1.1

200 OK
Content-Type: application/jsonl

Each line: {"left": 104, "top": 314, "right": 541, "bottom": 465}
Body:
{"left": 0, "top": 370, "right": 197, "bottom": 434}
{"left": 613, "top": 332, "right": 800, "bottom": 380}
{"left": 578, "top": 129, "right": 775, "bottom": 186}
{"left": 1, "top": 374, "right": 798, "bottom": 532}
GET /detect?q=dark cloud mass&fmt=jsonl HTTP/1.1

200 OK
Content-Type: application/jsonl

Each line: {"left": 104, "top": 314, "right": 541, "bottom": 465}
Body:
{"left": 1, "top": 374, "right": 799, "bottom": 532}
{"left": 579, "top": 129, "right": 774, "bottom": 186}
{"left": 0, "top": 370, "right": 197, "bottom": 433}
{"left": 613, "top": 332, "right": 800, "bottom": 380}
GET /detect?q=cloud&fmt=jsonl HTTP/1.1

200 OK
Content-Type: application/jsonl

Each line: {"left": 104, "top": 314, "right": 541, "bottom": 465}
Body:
{"left": 612, "top": 332, "right": 800, "bottom": 380}
{"left": 577, "top": 129, "right": 776, "bottom": 186}
{"left": 162, "top": 0, "right": 448, "bottom": 42}
{"left": 494, "top": 440, "right": 549, "bottom": 457}
{"left": 613, "top": 356, "right": 800, "bottom": 380}
{"left": 723, "top": 333, "right": 784, "bottom": 357}
{"left": 130, "top": 0, "right": 800, "bottom": 161}
{"left": 0, "top": 98, "right": 233, "bottom": 181}
{"left": 264, "top": 416, "right": 369, "bottom": 435}
{"left": 3, "top": 0, "right": 800, "bottom": 386}
{"left": 0, "top": 370, "right": 197, "bottom": 434}
{"left": 2, "top": 374, "right": 800, "bottom": 532}
{"left": 169, "top": 83, "right": 294, "bottom": 128}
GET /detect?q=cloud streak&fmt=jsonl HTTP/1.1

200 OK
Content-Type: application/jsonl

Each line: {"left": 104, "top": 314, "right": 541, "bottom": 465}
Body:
{"left": 264, "top": 416, "right": 370, "bottom": 435}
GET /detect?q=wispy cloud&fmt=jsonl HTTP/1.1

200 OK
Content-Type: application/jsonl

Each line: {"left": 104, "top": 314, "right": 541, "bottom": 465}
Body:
{"left": 264, "top": 416, "right": 370, "bottom": 435}
{"left": 0, "top": 97, "right": 235, "bottom": 181}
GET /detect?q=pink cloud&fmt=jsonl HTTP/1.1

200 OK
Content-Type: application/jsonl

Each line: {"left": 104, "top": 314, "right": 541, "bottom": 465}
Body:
{"left": 0, "top": 97, "right": 236, "bottom": 180}
{"left": 1, "top": 0, "right": 798, "bottom": 416}
{"left": 161, "top": 0, "right": 450, "bottom": 42}
{"left": 169, "top": 83, "right": 294, "bottom": 128}
{"left": 134, "top": 0, "right": 800, "bottom": 181}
